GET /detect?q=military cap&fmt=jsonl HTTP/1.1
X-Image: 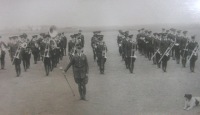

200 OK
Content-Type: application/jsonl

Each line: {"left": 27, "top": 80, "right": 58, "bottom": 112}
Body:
{"left": 22, "top": 33, "right": 27, "bottom": 38}
{"left": 177, "top": 30, "right": 181, "bottom": 33}
{"left": 153, "top": 33, "right": 157, "bottom": 36}
{"left": 128, "top": 35, "right": 133, "bottom": 38}
{"left": 19, "top": 34, "right": 24, "bottom": 38}
{"left": 124, "top": 31, "right": 129, "bottom": 37}
{"left": 40, "top": 33, "right": 45, "bottom": 36}
{"left": 166, "top": 30, "right": 169, "bottom": 33}
{"left": 32, "top": 35, "right": 38, "bottom": 38}
{"left": 183, "top": 31, "right": 188, "bottom": 34}
{"left": 163, "top": 33, "right": 167, "bottom": 36}
{"left": 46, "top": 34, "right": 50, "bottom": 38}
{"left": 148, "top": 31, "right": 152, "bottom": 34}
{"left": 191, "top": 35, "right": 195, "bottom": 39}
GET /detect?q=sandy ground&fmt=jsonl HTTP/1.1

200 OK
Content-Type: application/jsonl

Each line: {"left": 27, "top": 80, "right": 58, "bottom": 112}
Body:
{"left": 0, "top": 31, "right": 200, "bottom": 115}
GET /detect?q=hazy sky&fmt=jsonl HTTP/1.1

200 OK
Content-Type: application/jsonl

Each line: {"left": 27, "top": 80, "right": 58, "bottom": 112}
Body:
{"left": 0, "top": 0, "right": 200, "bottom": 29}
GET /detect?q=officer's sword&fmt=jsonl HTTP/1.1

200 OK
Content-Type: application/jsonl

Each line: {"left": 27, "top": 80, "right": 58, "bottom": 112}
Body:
{"left": 59, "top": 67, "right": 75, "bottom": 97}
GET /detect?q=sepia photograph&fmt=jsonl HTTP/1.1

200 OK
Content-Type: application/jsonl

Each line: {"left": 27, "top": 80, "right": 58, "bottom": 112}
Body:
{"left": 0, "top": 0, "right": 200, "bottom": 114}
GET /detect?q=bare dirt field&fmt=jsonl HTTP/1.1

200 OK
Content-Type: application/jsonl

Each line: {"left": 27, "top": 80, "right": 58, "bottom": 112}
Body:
{"left": 0, "top": 30, "right": 200, "bottom": 115}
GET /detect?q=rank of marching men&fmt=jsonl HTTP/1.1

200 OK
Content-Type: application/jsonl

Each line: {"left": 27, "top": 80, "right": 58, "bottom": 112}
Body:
{"left": 136, "top": 28, "right": 199, "bottom": 73}
{"left": 117, "top": 30, "right": 137, "bottom": 73}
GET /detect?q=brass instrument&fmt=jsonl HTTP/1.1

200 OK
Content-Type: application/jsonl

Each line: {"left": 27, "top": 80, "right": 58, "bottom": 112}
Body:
{"left": 43, "top": 40, "right": 50, "bottom": 58}
{"left": 49, "top": 25, "right": 58, "bottom": 38}
{"left": 151, "top": 49, "right": 160, "bottom": 60}
{"left": 21, "top": 42, "right": 27, "bottom": 48}
{"left": 158, "top": 41, "right": 175, "bottom": 63}
{"left": 187, "top": 44, "right": 199, "bottom": 63}
{"left": 12, "top": 43, "right": 22, "bottom": 64}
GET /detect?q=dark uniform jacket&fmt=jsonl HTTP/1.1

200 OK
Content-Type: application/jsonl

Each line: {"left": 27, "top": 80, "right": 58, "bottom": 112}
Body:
{"left": 187, "top": 41, "right": 198, "bottom": 54}
{"left": 126, "top": 41, "right": 135, "bottom": 57}
{"left": 160, "top": 39, "right": 170, "bottom": 54}
{"left": 64, "top": 53, "right": 89, "bottom": 74}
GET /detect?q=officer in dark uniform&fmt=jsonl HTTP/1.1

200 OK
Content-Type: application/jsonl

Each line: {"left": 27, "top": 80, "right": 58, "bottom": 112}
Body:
{"left": 96, "top": 35, "right": 107, "bottom": 74}
{"left": 126, "top": 34, "right": 136, "bottom": 73}
{"left": 187, "top": 35, "right": 198, "bottom": 72}
{"left": 180, "top": 31, "right": 189, "bottom": 67}
{"left": 64, "top": 45, "right": 89, "bottom": 100}
{"left": 160, "top": 34, "right": 170, "bottom": 72}
{"left": 174, "top": 30, "right": 182, "bottom": 64}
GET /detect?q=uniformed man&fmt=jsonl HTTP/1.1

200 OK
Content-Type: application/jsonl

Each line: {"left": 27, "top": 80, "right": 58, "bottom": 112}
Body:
{"left": 155, "top": 33, "right": 162, "bottom": 68}
{"left": 96, "top": 35, "right": 107, "bottom": 74}
{"left": 43, "top": 37, "right": 51, "bottom": 76}
{"left": 117, "top": 30, "right": 124, "bottom": 56}
{"left": 146, "top": 31, "right": 154, "bottom": 60}
{"left": 126, "top": 34, "right": 136, "bottom": 73}
{"left": 187, "top": 35, "right": 198, "bottom": 72}
{"left": 12, "top": 37, "right": 22, "bottom": 77}
{"left": 62, "top": 33, "right": 67, "bottom": 56}
{"left": 77, "top": 30, "right": 84, "bottom": 48}
{"left": 122, "top": 31, "right": 129, "bottom": 67}
{"left": 91, "top": 31, "right": 99, "bottom": 61}
{"left": 20, "top": 34, "right": 30, "bottom": 71}
{"left": 159, "top": 34, "right": 170, "bottom": 72}
{"left": 64, "top": 45, "right": 89, "bottom": 100}
{"left": 168, "top": 28, "right": 176, "bottom": 60}
{"left": 174, "top": 30, "right": 182, "bottom": 64}
{"left": 180, "top": 31, "right": 189, "bottom": 67}
{"left": 68, "top": 35, "right": 76, "bottom": 60}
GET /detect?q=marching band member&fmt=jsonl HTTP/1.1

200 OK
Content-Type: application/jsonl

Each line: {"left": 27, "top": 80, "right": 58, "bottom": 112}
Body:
{"left": 174, "top": 30, "right": 182, "bottom": 64}
{"left": 180, "top": 31, "right": 189, "bottom": 67}
{"left": 159, "top": 34, "right": 171, "bottom": 72}
{"left": 43, "top": 35, "right": 51, "bottom": 76}
{"left": 126, "top": 34, "right": 136, "bottom": 73}
{"left": 12, "top": 37, "right": 22, "bottom": 77}
{"left": 96, "top": 35, "right": 107, "bottom": 74}
{"left": 187, "top": 35, "right": 199, "bottom": 72}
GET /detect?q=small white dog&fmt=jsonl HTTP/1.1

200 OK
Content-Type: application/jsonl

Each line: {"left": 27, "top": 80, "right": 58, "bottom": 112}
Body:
{"left": 184, "top": 94, "right": 200, "bottom": 110}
